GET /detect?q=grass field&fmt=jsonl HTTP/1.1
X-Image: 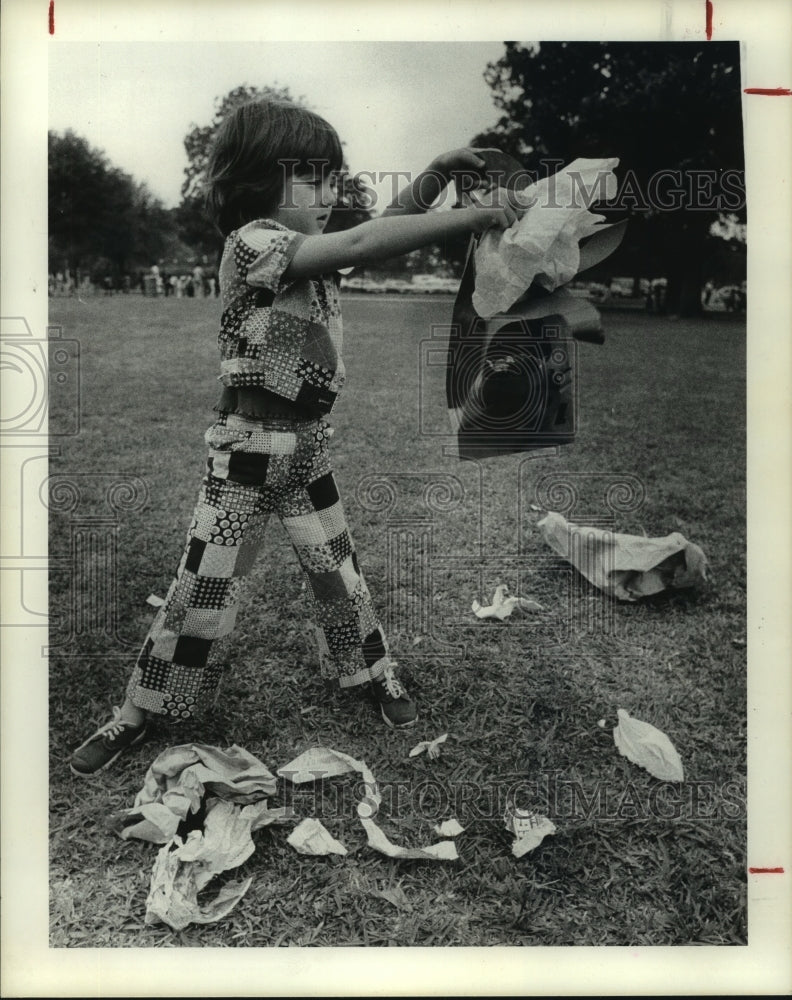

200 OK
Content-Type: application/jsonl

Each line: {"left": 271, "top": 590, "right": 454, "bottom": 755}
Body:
{"left": 48, "top": 293, "right": 746, "bottom": 947}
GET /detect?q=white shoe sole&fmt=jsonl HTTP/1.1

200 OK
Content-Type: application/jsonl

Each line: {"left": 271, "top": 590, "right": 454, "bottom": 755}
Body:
{"left": 380, "top": 705, "right": 418, "bottom": 730}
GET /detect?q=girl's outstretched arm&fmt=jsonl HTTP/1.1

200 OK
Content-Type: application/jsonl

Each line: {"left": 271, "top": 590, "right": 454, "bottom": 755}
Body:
{"left": 283, "top": 198, "right": 517, "bottom": 281}
{"left": 381, "top": 147, "right": 492, "bottom": 217}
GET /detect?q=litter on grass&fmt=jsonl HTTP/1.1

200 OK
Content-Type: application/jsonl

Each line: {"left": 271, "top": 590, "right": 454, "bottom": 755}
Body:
{"left": 147, "top": 843, "right": 253, "bottom": 931}
{"left": 538, "top": 512, "right": 708, "bottom": 601}
{"left": 472, "top": 584, "right": 544, "bottom": 621}
{"left": 613, "top": 709, "right": 685, "bottom": 782}
{"left": 146, "top": 593, "right": 165, "bottom": 608}
{"left": 504, "top": 803, "right": 556, "bottom": 858}
{"left": 115, "top": 744, "right": 290, "bottom": 930}
{"left": 360, "top": 817, "right": 459, "bottom": 861}
{"left": 433, "top": 818, "right": 466, "bottom": 837}
{"left": 114, "top": 743, "right": 283, "bottom": 844}
{"left": 278, "top": 747, "right": 459, "bottom": 862}
{"left": 409, "top": 733, "right": 448, "bottom": 759}
{"left": 287, "top": 818, "right": 348, "bottom": 857}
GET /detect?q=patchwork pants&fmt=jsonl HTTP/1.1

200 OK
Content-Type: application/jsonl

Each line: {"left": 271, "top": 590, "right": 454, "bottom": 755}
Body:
{"left": 126, "top": 413, "right": 393, "bottom": 721}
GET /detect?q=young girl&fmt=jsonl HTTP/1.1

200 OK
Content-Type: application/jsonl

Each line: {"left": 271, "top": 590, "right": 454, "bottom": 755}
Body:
{"left": 70, "top": 98, "right": 518, "bottom": 775}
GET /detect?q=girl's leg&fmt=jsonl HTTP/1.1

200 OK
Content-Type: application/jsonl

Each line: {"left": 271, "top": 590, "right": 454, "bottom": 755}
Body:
{"left": 118, "top": 698, "right": 145, "bottom": 725}
{"left": 125, "top": 457, "right": 271, "bottom": 722}
{"left": 71, "top": 419, "right": 276, "bottom": 774}
{"left": 278, "top": 421, "right": 417, "bottom": 726}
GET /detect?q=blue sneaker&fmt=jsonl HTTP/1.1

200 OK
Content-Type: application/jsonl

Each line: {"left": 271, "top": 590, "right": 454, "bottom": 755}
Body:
{"left": 69, "top": 707, "right": 148, "bottom": 776}
{"left": 371, "top": 666, "right": 418, "bottom": 729}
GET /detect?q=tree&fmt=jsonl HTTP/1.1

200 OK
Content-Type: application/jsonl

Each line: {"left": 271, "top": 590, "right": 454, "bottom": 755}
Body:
{"left": 48, "top": 130, "right": 170, "bottom": 277}
{"left": 176, "top": 84, "right": 374, "bottom": 259}
{"left": 473, "top": 42, "right": 745, "bottom": 315}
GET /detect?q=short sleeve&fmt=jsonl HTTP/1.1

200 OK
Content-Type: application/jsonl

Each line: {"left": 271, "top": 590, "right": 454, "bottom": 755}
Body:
{"left": 233, "top": 222, "right": 306, "bottom": 292}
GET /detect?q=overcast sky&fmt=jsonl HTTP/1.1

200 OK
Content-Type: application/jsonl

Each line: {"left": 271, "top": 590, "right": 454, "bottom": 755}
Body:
{"left": 49, "top": 41, "right": 508, "bottom": 211}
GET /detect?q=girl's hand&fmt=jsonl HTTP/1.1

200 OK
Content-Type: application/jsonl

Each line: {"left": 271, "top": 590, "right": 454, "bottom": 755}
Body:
{"left": 464, "top": 186, "right": 525, "bottom": 232}
{"left": 464, "top": 201, "right": 517, "bottom": 234}
{"left": 430, "top": 146, "right": 488, "bottom": 180}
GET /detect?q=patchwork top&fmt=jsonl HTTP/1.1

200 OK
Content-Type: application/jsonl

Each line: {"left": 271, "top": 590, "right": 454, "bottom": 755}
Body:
{"left": 216, "top": 218, "right": 345, "bottom": 415}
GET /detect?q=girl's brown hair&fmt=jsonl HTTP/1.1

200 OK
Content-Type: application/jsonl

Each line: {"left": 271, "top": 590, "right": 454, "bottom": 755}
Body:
{"left": 205, "top": 99, "right": 343, "bottom": 237}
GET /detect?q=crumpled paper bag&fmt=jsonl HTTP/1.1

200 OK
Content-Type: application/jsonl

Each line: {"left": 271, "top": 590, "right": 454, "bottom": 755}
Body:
{"left": 473, "top": 158, "right": 620, "bottom": 318}
{"left": 145, "top": 797, "right": 273, "bottom": 930}
{"left": 147, "top": 837, "right": 254, "bottom": 931}
{"left": 538, "top": 511, "right": 708, "bottom": 601}
{"left": 115, "top": 743, "right": 281, "bottom": 844}
{"left": 278, "top": 747, "right": 459, "bottom": 862}
{"left": 116, "top": 744, "right": 289, "bottom": 930}
{"left": 613, "top": 709, "right": 685, "bottom": 782}
{"left": 504, "top": 803, "right": 556, "bottom": 858}
{"left": 287, "top": 818, "right": 348, "bottom": 856}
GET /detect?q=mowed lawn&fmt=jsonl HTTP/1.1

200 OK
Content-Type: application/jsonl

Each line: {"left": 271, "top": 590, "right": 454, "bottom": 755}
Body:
{"left": 48, "top": 293, "right": 746, "bottom": 947}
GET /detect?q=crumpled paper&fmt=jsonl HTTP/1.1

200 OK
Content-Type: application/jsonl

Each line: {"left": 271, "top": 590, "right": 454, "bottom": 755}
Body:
{"left": 147, "top": 838, "right": 254, "bottom": 931}
{"left": 409, "top": 733, "right": 448, "bottom": 759}
{"left": 115, "top": 744, "right": 289, "bottom": 930}
{"left": 613, "top": 708, "right": 685, "bottom": 782}
{"left": 114, "top": 743, "right": 283, "bottom": 843}
{"left": 472, "top": 158, "right": 620, "bottom": 318}
{"left": 287, "top": 817, "right": 348, "bottom": 856}
{"left": 538, "top": 511, "right": 708, "bottom": 601}
{"left": 504, "top": 803, "right": 557, "bottom": 858}
{"left": 433, "top": 818, "right": 466, "bottom": 837}
{"left": 472, "top": 584, "right": 543, "bottom": 620}
{"left": 278, "top": 747, "right": 459, "bottom": 862}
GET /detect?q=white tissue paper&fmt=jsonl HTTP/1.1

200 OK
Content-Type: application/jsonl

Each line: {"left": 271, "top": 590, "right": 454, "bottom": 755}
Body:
{"left": 278, "top": 747, "right": 459, "bottom": 862}
{"left": 408, "top": 733, "right": 448, "bottom": 759}
{"left": 433, "top": 818, "right": 466, "bottom": 837}
{"left": 115, "top": 744, "right": 289, "bottom": 930}
{"left": 613, "top": 709, "right": 685, "bottom": 782}
{"left": 472, "top": 584, "right": 543, "bottom": 620}
{"left": 472, "top": 158, "right": 620, "bottom": 319}
{"left": 287, "top": 818, "right": 348, "bottom": 856}
{"left": 504, "top": 803, "right": 557, "bottom": 858}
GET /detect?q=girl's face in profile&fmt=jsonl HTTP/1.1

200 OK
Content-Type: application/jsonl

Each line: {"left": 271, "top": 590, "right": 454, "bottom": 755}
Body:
{"left": 272, "top": 168, "right": 339, "bottom": 235}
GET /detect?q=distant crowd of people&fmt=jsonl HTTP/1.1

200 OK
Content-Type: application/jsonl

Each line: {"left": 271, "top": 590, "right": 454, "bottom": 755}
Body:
{"left": 48, "top": 271, "right": 97, "bottom": 297}
{"left": 702, "top": 279, "right": 746, "bottom": 312}
{"left": 142, "top": 264, "right": 219, "bottom": 298}
{"left": 48, "top": 264, "right": 220, "bottom": 299}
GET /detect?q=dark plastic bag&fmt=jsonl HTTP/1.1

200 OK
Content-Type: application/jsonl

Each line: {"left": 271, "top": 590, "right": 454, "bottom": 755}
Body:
{"left": 446, "top": 150, "right": 626, "bottom": 460}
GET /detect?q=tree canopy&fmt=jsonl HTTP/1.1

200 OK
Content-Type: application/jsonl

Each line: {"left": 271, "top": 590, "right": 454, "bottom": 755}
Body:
{"left": 472, "top": 41, "right": 745, "bottom": 313}
{"left": 48, "top": 130, "right": 171, "bottom": 277}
